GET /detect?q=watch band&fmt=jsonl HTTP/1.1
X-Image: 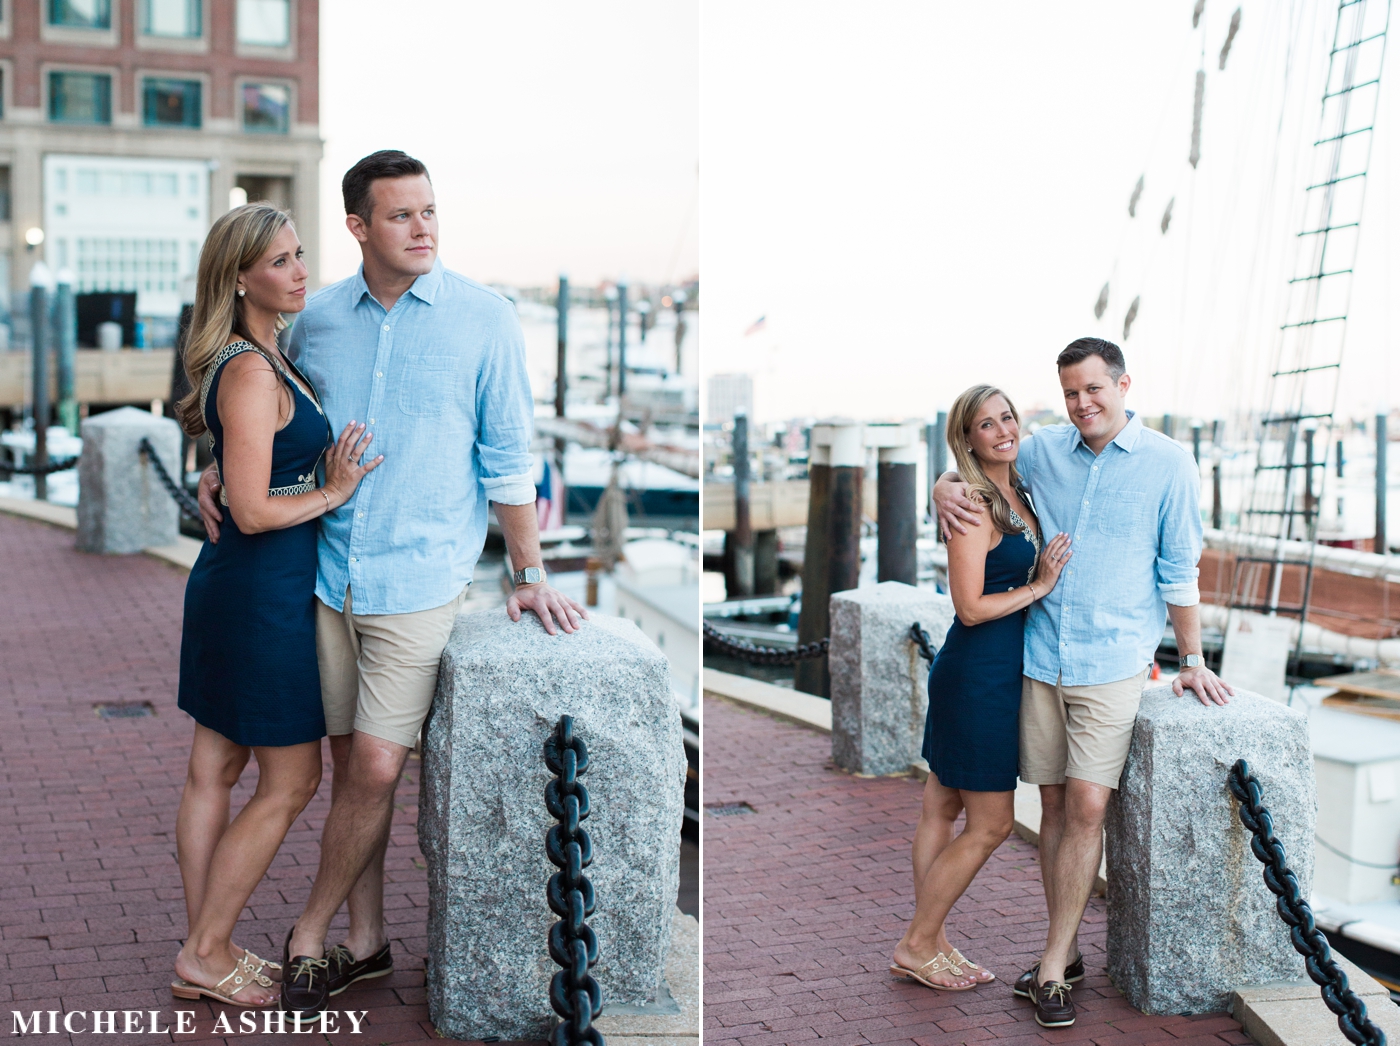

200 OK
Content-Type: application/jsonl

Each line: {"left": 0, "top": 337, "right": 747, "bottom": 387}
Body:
{"left": 512, "top": 566, "right": 546, "bottom": 586}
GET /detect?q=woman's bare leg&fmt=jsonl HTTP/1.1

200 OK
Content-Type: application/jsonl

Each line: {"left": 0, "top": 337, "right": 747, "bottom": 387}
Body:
{"left": 176, "top": 725, "right": 258, "bottom": 969}
{"left": 894, "top": 777, "right": 1015, "bottom": 987}
{"left": 174, "top": 739, "right": 322, "bottom": 1004}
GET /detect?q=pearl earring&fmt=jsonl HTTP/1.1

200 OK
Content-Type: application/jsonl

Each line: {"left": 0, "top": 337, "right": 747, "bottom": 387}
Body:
{"left": 237, "top": 289, "right": 245, "bottom": 298}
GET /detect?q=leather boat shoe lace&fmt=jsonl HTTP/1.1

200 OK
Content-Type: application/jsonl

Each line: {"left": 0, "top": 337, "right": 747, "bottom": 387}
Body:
{"left": 279, "top": 927, "right": 330, "bottom": 1017}
{"left": 1033, "top": 977, "right": 1076, "bottom": 1028}
{"left": 326, "top": 942, "right": 394, "bottom": 996}
{"left": 1012, "top": 953, "right": 1084, "bottom": 999}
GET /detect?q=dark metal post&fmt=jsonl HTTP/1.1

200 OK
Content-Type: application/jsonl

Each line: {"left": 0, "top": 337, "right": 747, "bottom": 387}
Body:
{"left": 672, "top": 291, "right": 687, "bottom": 375}
{"left": 555, "top": 274, "right": 568, "bottom": 419}
{"left": 876, "top": 429, "right": 917, "bottom": 585}
{"left": 603, "top": 286, "right": 616, "bottom": 402}
{"left": 617, "top": 278, "right": 629, "bottom": 397}
{"left": 1212, "top": 461, "right": 1223, "bottom": 530}
{"left": 637, "top": 299, "right": 650, "bottom": 344}
{"left": 1163, "top": 413, "right": 1174, "bottom": 439}
{"left": 1337, "top": 437, "right": 1345, "bottom": 478}
{"left": 29, "top": 263, "right": 51, "bottom": 501}
{"left": 753, "top": 530, "right": 778, "bottom": 595}
{"left": 795, "top": 424, "right": 862, "bottom": 697}
{"left": 1378, "top": 413, "right": 1389, "bottom": 555}
{"left": 731, "top": 411, "right": 754, "bottom": 597}
{"left": 1192, "top": 422, "right": 1202, "bottom": 465}
{"left": 55, "top": 268, "right": 76, "bottom": 435}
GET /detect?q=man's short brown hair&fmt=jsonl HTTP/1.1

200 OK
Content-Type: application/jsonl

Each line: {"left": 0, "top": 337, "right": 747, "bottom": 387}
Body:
{"left": 342, "top": 150, "right": 430, "bottom": 224}
{"left": 1057, "top": 337, "right": 1126, "bottom": 381}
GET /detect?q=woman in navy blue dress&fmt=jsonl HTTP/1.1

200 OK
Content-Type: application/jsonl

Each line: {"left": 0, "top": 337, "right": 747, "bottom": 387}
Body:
{"left": 890, "top": 385, "right": 1071, "bottom": 992}
{"left": 168, "top": 204, "right": 382, "bottom": 1007}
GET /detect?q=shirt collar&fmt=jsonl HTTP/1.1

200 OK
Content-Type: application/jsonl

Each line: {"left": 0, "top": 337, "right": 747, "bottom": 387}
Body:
{"left": 1070, "top": 409, "right": 1143, "bottom": 454}
{"left": 352, "top": 259, "right": 444, "bottom": 309}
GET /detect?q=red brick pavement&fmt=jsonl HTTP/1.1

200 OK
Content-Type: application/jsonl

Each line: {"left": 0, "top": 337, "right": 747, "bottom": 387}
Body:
{"left": 0, "top": 511, "right": 510, "bottom": 1045}
{"left": 701, "top": 695, "right": 1249, "bottom": 1046}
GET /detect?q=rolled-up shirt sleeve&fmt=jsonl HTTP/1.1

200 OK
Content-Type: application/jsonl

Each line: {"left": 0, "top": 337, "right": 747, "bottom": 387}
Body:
{"left": 476, "top": 305, "right": 536, "bottom": 506}
{"left": 1156, "top": 452, "right": 1203, "bottom": 606}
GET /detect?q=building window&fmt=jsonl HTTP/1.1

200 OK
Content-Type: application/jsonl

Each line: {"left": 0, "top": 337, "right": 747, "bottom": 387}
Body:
{"left": 143, "top": 0, "right": 201, "bottom": 37}
{"left": 143, "top": 78, "right": 201, "bottom": 127}
{"left": 49, "top": 0, "right": 111, "bottom": 28}
{"left": 237, "top": 0, "right": 289, "bottom": 47}
{"left": 49, "top": 72, "right": 112, "bottom": 124}
{"left": 241, "top": 83, "right": 289, "bottom": 134}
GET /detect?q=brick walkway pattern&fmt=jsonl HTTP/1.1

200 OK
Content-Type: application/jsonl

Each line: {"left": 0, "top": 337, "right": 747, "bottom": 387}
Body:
{"left": 702, "top": 696, "right": 1250, "bottom": 1046}
{"left": 0, "top": 512, "right": 501, "bottom": 1045}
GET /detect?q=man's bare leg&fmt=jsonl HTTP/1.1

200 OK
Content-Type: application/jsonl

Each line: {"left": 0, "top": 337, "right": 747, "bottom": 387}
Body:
{"left": 1035, "top": 784, "right": 1079, "bottom": 972}
{"left": 288, "top": 731, "right": 409, "bottom": 959}
{"left": 325, "top": 734, "right": 390, "bottom": 960}
{"left": 1038, "top": 778, "right": 1109, "bottom": 983}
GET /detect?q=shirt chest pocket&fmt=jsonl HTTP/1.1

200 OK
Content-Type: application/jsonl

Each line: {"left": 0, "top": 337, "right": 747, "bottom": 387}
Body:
{"left": 398, "top": 356, "right": 457, "bottom": 417}
{"left": 1095, "top": 489, "right": 1152, "bottom": 543}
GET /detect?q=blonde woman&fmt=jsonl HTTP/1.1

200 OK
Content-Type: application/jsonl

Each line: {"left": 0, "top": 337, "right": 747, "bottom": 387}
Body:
{"left": 890, "top": 385, "right": 1070, "bottom": 992}
{"left": 169, "top": 204, "right": 382, "bottom": 1007}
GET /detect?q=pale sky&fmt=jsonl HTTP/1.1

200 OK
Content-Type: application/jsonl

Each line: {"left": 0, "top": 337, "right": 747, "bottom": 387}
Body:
{"left": 318, "top": 1, "right": 698, "bottom": 290}
{"left": 702, "top": 1, "right": 1400, "bottom": 426}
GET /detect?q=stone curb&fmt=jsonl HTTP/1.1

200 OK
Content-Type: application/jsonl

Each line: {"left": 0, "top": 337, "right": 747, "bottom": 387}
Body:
{"left": 0, "top": 495, "right": 202, "bottom": 572}
{"left": 1230, "top": 955, "right": 1400, "bottom": 1046}
{"left": 702, "top": 667, "right": 832, "bottom": 731}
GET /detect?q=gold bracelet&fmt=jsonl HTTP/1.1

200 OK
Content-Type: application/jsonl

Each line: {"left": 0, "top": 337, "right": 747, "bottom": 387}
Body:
{"left": 320, "top": 489, "right": 332, "bottom": 514}
{"left": 1028, "top": 582, "right": 1038, "bottom": 602}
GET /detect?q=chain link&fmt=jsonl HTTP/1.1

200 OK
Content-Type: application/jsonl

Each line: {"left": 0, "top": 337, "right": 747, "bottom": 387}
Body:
{"left": 1227, "top": 759, "right": 1386, "bottom": 1046}
{"left": 137, "top": 437, "right": 202, "bottom": 521}
{"left": 0, "top": 455, "right": 79, "bottom": 476}
{"left": 544, "top": 715, "right": 605, "bottom": 1046}
{"left": 910, "top": 622, "right": 937, "bottom": 663}
{"left": 702, "top": 621, "right": 828, "bottom": 665}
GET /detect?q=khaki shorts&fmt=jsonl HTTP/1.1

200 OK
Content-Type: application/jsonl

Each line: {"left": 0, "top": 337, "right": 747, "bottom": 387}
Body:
{"left": 1019, "top": 667, "right": 1151, "bottom": 790}
{"left": 316, "top": 585, "right": 468, "bottom": 749}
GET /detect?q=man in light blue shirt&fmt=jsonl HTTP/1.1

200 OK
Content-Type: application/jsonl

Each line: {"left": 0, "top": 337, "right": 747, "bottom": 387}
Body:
{"left": 199, "top": 151, "right": 586, "bottom": 1014}
{"left": 936, "top": 338, "right": 1232, "bottom": 1025}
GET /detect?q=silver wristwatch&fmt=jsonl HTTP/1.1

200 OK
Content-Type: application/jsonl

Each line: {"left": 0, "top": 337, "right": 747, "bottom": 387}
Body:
{"left": 1179, "top": 653, "right": 1203, "bottom": 669}
{"left": 512, "top": 566, "right": 546, "bottom": 586}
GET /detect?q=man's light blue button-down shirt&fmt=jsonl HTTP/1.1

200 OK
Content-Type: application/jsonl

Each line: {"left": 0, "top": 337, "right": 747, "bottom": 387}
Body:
{"left": 288, "top": 261, "right": 535, "bottom": 616}
{"left": 1019, "top": 412, "right": 1202, "bottom": 687}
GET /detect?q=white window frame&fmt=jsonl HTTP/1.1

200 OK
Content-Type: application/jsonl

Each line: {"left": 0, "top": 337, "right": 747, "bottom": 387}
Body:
{"left": 137, "top": 69, "right": 209, "bottom": 131}
{"left": 41, "top": 0, "right": 120, "bottom": 48}
{"left": 236, "top": 77, "right": 295, "bottom": 136}
{"left": 42, "top": 64, "right": 120, "bottom": 126}
{"left": 0, "top": 0, "right": 13, "bottom": 41}
{"left": 234, "top": 0, "right": 296, "bottom": 61}
{"left": 136, "top": 0, "right": 208, "bottom": 53}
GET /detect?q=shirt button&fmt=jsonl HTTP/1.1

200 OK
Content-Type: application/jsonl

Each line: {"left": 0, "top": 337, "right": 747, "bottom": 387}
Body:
{"left": 377, "top": 371, "right": 384, "bottom": 377}
{"left": 350, "top": 556, "right": 357, "bottom": 563}
{"left": 383, "top": 324, "right": 390, "bottom": 332}
{"left": 357, "top": 512, "right": 364, "bottom": 518}
{"left": 369, "top": 418, "right": 375, "bottom": 425}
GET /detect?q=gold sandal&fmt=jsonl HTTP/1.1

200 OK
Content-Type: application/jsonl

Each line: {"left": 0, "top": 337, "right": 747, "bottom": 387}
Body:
{"left": 949, "top": 948, "right": 996, "bottom": 983}
{"left": 889, "top": 952, "right": 979, "bottom": 992}
{"left": 244, "top": 948, "right": 282, "bottom": 982}
{"left": 171, "top": 954, "right": 275, "bottom": 1008}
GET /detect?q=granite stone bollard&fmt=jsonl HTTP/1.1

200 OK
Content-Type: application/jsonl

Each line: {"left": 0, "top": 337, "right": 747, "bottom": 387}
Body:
{"left": 1106, "top": 684, "right": 1314, "bottom": 1015}
{"left": 418, "top": 608, "right": 687, "bottom": 1042}
{"left": 829, "top": 581, "right": 956, "bottom": 775}
{"left": 77, "top": 407, "right": 182, "bottom": 554}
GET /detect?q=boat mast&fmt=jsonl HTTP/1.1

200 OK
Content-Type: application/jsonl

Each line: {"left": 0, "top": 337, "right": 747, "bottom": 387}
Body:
{"left": 1231, "top": 0, "right": 1391, "bottom": 660}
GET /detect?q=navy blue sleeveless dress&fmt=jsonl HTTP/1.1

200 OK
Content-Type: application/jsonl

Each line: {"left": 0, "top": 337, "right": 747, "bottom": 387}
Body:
{"left": 922, "top": 507, "right": 1040, "bottom": 792}
{"left": 177, "top": 341, "right": 331, "bottom": 747}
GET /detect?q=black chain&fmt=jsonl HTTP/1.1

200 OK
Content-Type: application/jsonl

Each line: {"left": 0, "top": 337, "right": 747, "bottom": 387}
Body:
{"left": 702, "top": 621, "right": 828, "bottom": 665}
{"left": 544, "top": 716, "right": 604, "bottom": 1046}
{"left": 138, "top": 437, "right": 202, "bottom": 520}
{"left": 910, "top": 622, "right": 937, "bottom": 663}
{"left": 0, "top": 455, "right": 79, "bottom": 476}
{"left": 1227, "top": 759, "right": 1385, "bottom": 1046}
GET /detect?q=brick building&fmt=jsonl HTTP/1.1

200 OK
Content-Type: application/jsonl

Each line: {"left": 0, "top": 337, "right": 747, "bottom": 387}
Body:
{"left": 0, "top": 0, "right": 321, "bottom": 348}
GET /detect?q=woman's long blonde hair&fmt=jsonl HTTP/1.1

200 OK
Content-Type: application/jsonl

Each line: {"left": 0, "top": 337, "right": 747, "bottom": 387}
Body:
{"left": 175, "top": 203, "right": 293, "bottom": 436}
{"left": 947, "top": 384, "right": 1024, "bottom": 536}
